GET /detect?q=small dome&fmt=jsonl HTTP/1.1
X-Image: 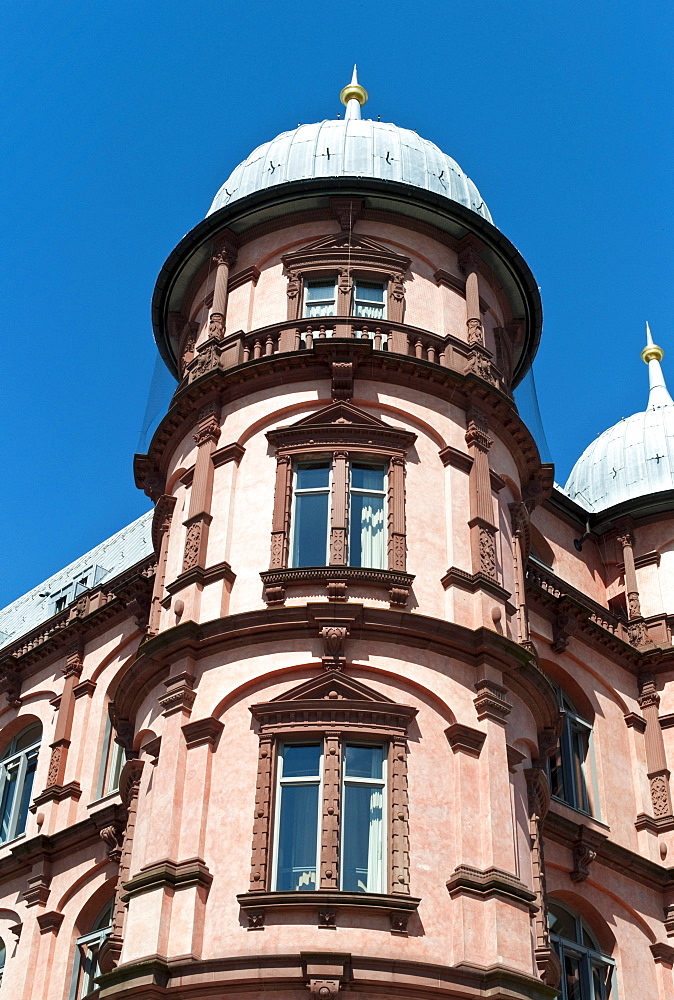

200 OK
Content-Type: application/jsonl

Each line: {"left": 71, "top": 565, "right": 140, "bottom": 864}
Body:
{"left": 564, "top": 328, "right": 674, "bottom": 512}
{"left": 207, "top": 118, "right": 492, "bottom": 222}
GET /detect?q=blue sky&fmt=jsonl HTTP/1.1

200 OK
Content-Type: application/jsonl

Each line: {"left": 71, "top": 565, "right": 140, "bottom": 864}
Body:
{"left": 1, "top": 0, "right": 672, "bottom": 607}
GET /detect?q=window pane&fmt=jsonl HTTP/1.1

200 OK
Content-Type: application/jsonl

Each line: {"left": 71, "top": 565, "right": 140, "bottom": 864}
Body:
{"left": 306, "top": 282, "right": 336, "bottom": 301}
{"left": 355, "top": 282, "right": 385, "bottom": 303}
{"left": 14, "top": 724, "right": 41, "bottom": 752}
{"left": 342, "top": 783, "right": 384, "bottom": 892}
{"left": 593, "top": 961, "right": 613, "bottom": 999}
{"left": 563, "top": 953, "right": 583, "bottom": 1000}
{"left": 15, "top": 756, "right": 36, "bottom": 837}
{"left": 345, "top": 744, "right": 383, "bottom": 779}
{"left": 349, "top": 493, "right": 385, "bottom": 568}
{"left": 572, "top": 727, "right": 590, "bottom": 811}
{"left": 351, "top": 464, "right": 385, "bottom": 491}
{"left": 281, "top": 744, "right": 321, "bottom": 778}
{"left": 108, "top": 740, "right": 125, "bottom": 794}
{"left": 549, "top": 748, "right": 566, "bottom": 802}
{"left": 549, "top": 903, "right": 578, "bottom": 942}
{"left": 0, "top": 767, "right": 18, "bottom": 842}
{"left": 296, "top": 464, "right": 330, "bottom": 490}
{"left": 276, "top": 783, "right": 319, "bottom": 890}
{"left": 292, "top": 492, "right": 329, "bottom": 566}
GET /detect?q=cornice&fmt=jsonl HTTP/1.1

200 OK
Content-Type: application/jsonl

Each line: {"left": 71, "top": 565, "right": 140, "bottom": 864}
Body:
{"left": 134, "top": 338, "right": 543, "bottom": 500}
{"left": 543, "top": 808, "right": 674, "bottom": 893}
{"left": 116, "top": 603, "right": 559, "bottom": 732}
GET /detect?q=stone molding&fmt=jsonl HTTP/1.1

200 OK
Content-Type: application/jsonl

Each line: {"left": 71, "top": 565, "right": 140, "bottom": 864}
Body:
{"left": 165, "top": 559, "right": 236, "bottom": 596}
{"left": 236, "top": 889, "right": 420, "bottom": 933}
{"left": 181, "top": 717, "right": 224, "bottom": 749}
{"left": 446, "top": 865, "right": 537, "bottom": 910}
{"left": 31, "top": 780, "right": 82, "bottom": 809}
{"left": 260, "top": 566, "right": 415, "bottom": 607}
{"left": 121, "top": 857, "right": 213, "bottom": 902}
{"left": 441, "top": 566, "right": 514, "bottom": 606}
{"left": 445, "top": 723, "right": 486, "bottom": 757}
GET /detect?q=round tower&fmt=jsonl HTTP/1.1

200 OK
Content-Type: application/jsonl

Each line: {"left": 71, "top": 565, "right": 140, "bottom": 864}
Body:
{"left": 118, "top": 72, "right": 562, "bottom": 999}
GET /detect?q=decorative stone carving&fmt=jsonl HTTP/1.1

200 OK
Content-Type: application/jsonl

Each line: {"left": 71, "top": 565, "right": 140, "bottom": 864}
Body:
{"left": 664, "top": 903, "right": 674, "bottom": 937}
{"left": 0, "top": 660, "right": 23, "bottom": 708}
{"left": 337, "top": 270, "right": 352, "bottom": 297}
{"left": 446, "top": 723, "right": 486, "bottom": 757}
{"left": 208, "top": 313, "right": 225, "bottom": 340}
{"left": 650, "top": 772, "right": 673, "bottom": 818}
{"left": 479, "top": 526, "right": 497, "bottom": 579}
{"left": 46, "top": 745, "right": 63, "bottom": 787}
{"left": 308, "top": 979, "right": 340, "bottom": 998}
{"left": 182, "top": 521, "right": 202, "bottom": 572}
{"left": 330, "top": 361, "right": 353, "bottom": 400}
{"left": 317, "top": 909, "right": 336, "bottom": 929}
{"left": 246, "top": 910, "right": 265, "bottom": 930}
{"left": 466, "top": 316, "right": 484, "bottom": 347}
{"left": 189, "top": 344, "right": 218, "bottom": 381}
{"left": 465, "top": 408, "right": 492, "bottom": 453}
{"left": 458, "top": 243, "right": 483, "bottom": 275}
{"left": 158, "top": 672, "right": 196, "bottom": 717}
{"left": 551, "top": 599, "right": 586, "bottom": 653}
{"left": 571, "top": 840, "right": 597, "bottom": 882}
{"left": 100, "top": 821, "right": 125, "bottom": 863}
{"left": 473, "top": 677, "right": 511, "bottom": 721}
{"left": 320, "top": 626, "right": 348, "bottom": 670}
{"left": 627, "top": 591, "right": 642, "bottom": 617}
{"left": 390, "top": 910, "right": 410, "bottom": 935}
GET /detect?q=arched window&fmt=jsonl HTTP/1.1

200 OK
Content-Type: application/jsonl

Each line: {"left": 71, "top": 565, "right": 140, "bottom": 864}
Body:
{"left": 0, "top": 722, "right": 41, "bottom": 844}
{"left": 549, "top": 901, "right": 615, "bottom": 999}
{"left": 70, "top": 901, "right": 113, "bottom": 999}
{"left": 0, "top": 936, "right": 6, "bottom": 984}
{"left": 548, "top": 688, "right": 593, "bottom": 814}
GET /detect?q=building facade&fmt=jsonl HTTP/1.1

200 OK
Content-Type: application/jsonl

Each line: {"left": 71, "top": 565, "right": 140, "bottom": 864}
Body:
{"left": 0, "top": 73, "right": 673, "bottom": 1000}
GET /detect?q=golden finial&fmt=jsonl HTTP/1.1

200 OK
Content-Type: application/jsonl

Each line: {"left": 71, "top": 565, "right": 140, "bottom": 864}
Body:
{"left": 641, "top": 321, "right": 665, "bottom": 363}
{"left": 340, "top": 65, "right": 368, "bottom": 109}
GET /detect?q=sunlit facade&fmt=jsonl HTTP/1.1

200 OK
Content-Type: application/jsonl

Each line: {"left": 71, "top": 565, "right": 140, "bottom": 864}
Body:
{"left": 0, "top": 73, "right": 673, "bottom": 999}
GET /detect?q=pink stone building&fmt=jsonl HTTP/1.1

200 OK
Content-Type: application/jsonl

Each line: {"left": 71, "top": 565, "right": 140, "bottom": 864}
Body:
{"left": 0, "top": 72, "right": 673, "bottom": 1000}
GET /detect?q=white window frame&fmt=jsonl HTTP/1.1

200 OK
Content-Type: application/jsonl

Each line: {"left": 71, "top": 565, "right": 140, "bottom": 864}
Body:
{"left": 340, "top": 742, "right": 387, "bottom": 893}
{"left": 271, "top": 742, "right": 324, "bottom": 892}
{"left": 289, "top": 462, "right": 332, "bottom": 568}
{"left": 95, "top": 716, "right": 125, "bottom": 800}
{"left": 0, "top": 726, "right": 41, "bottom": 845}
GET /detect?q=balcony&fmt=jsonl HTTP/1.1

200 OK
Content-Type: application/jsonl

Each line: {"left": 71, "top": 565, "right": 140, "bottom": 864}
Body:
{"left": 184, "top": 318, "right": 507, "bottom": 393}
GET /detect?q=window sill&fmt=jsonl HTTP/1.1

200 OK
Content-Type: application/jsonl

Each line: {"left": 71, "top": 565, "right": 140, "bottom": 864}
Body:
{"left": 237, "top": 889, "right": 420, "bottom": 934}
{"left": 260, "top": 566, "right": 414, "bottom": 607}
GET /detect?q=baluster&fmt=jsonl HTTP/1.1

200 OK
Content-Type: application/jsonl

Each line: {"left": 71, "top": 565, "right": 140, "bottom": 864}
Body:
{"left": 305, "top": 326, "right": 313, "bottom": 349}
{"left": 294, "top": 328, "right": 302, "bottom": 351}
{"left": 318, "top": 325, "right": 327, "bottom": 339}
{"left": 439, "top": 348, "right": 447, "bottom": 367}
{"left": 427, "top": 344, "right": 437, "bottom": 365}
{"left": 253, "top": 339, "right": 262, "bottom": 360}
{"left": 243, "top": 343, "right": 251, "bottom": 362}
{"left": 361, "top": 325, "right": 369, "bottom": 340}
{"left": 374, "top": 327, "right": 382, "bottom": 351}
{"left": 265, "top": 334, "right": 274, "bottom": 356}
{"left": 415, "top": 338, "right": 423, "bottom": 359}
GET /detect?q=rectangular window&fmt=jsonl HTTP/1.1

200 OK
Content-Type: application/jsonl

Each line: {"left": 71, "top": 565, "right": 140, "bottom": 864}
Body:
{"left": 96, "top": 717, "right": 125, "bottom": 799}
{"left": 304, "top": 280, "right": 337, "bottom": 318}
{"left": 290, "top": 463, "right": 331, "bottom": 567}
{"left": 348, "top": 464, "right": 386, "bottom": 569}
{"left": 273, "top": 743, "right": 322, "bottom": 891}
{"left": 341, "top": 744, "right": 386, "bottom": 892}
{"left": 353, "top": 281, "right": 386, "bottom": 320}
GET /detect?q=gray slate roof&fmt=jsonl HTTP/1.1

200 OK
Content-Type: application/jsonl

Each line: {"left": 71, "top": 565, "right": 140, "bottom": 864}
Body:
{"left": 0, "top": 511, "right": 154, "bottom": 652}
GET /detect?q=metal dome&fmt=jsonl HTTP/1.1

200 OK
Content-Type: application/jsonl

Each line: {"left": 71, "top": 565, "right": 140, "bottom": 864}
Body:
{"left": 207, "top": 76, "right": 492, "bottom": 222}
{"left": 564, "top": 327, "right": 674, "bottom": 512}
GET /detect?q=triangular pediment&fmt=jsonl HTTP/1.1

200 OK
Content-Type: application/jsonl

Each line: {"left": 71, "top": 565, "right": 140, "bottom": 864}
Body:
{"left": 282, "top": 232, "right": 410, "bottom": 274}
{"left": 269, "top": 671, "right": 396, "bottom": 706}
{"left": 266, "top": 401, "right": 416, "bottom": 452}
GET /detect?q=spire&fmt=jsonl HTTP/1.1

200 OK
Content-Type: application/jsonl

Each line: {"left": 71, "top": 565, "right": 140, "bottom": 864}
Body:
{"left": 641, "top": 322, "right": 673, "bottom": 409}
{"left": 339, "top": 65, "right": 368, "bottom": 120}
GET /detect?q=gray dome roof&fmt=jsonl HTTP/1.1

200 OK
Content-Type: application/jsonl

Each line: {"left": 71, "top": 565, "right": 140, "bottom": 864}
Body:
{"left": 564, "top": 332, "right": 674, "bottom": 512}
{"left": 207, "top": 118, "right": 492, "bottom": 222}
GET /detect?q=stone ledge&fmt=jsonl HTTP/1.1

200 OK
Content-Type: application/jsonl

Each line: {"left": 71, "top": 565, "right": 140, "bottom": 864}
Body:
{"left": 260, "top": 566, "right": 414, "bottom": 608}
{"left": 441, "top": 566, "right": 513, "bottom": 607}
{"left": 446, "top": 865, "right": 537, "bottom": 910}
{"left": 237, "top": 889, "right": 420, "bottom": 934}
{"left": 122, "top": 858, "right": 213, "bottom": 901}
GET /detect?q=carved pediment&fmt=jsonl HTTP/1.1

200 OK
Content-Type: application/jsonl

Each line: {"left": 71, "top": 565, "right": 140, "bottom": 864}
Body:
{"left": 282, "top": 232, "right": 411, "bottom": 276}
{"left": 266, "top": 401, "right": 416, "bottom": 454}
{"left": 250, "top": 671, "right": 417, "bottom": 736}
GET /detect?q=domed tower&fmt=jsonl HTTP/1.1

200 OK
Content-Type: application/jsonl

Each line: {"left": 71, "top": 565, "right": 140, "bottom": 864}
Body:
{"left": 78, "top": 73, "right": 669, "bottom": 1000}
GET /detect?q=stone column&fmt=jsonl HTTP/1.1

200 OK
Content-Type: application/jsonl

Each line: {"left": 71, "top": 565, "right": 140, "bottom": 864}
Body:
{"left": 473, "top": 669, "right": 515, "bottom": 872}
{"left": 509, "top": 501, "right": 531, "bottom": 646}
{"left": 639, "top": 675, "right": 674, "bottom": 823}
{"left": 149, "top": 495, "right": 176, "bottom": 635}
{"left": 33, "top": 642, "right": 83, "bottom": 830}
{"left": 329, "top": 452, "right": 349, "bottom": 565}
{"left": 180, "top": 401, "right": 221, "bottom": 619}
{"left": 207, "top": 236, "right": 237, "bottom": 341}
{"left": 458, "top": 243, "right": 485, "bottom": 348}
{"left": 465, "top": 408, "right": 498, "bottom": 581}
{"left": 616, "top": 521, "right": 651, "bottom": 647}
{"left": 525, "top": 764, "right": 561, "bottom": 988}
{"left": 387, "top": 456, "right": 406, "bottom": 572}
